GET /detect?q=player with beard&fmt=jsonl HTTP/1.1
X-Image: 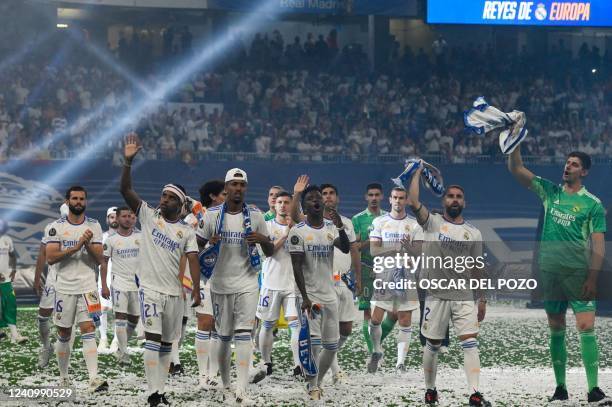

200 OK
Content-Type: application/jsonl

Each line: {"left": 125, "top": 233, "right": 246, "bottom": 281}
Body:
{"left": 98, "top": 207, "right": 119, "bottom": 352}
{"left": 319, "top": 184, "right": 361, "bottom": 383}
{"left": 508, "top": 149, "right": 609, "bottom": 405}
{"left": 288, "top": 183, "right": 350, "bottom": 400}
{"left": 351, "top": 183, "right": 392, "bottom": 353}
{"left": 46, "top": 186, "right": 109, "bottom": 392}
{"left": 406, "top": 165, "right": 489, "bottom": 407}
{"left": 367, "top": 187, "right": 422, "bottom": 375}
{"left": 34, "top": 203, "right": 69, "bottom": 367}
{"left": 120, "top": 133, "right": 201, "bottom": 406}
{"left": 103, "top": 207, "right": 141, "bottom": 364}
{"left": 197, "top": 168, "right": 273, "bottom": 404}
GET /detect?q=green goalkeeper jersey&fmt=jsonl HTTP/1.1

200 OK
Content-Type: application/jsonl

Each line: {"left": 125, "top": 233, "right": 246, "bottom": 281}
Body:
{"left": 351, "top": 208, "right": 387, "bottom": 267}
{"left": 531, "top": 176, "right": 606, "bottom": 273}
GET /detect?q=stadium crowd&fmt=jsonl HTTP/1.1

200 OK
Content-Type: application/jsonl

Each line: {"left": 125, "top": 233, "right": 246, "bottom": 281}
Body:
{"left": 0, "top": 27, "right": 611, "bottom": 164}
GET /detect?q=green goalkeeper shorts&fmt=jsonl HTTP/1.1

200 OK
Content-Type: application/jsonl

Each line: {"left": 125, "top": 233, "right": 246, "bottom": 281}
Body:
{"left": 358, "top": 265, "right": 375, "bottom": 311}
{"left": 540, "top": 270, "right": 596, "bottom": 314}
{"left": 0, "top": 281, "right": 17, "bottom": 327}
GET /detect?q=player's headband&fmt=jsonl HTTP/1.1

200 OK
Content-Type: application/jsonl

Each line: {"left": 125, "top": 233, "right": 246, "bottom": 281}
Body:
{"left": 162, "top": 184, "right": 186, "bottom": 204}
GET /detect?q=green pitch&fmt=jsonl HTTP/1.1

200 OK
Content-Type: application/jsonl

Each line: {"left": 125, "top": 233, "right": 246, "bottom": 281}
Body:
{"left": 1, "top": 303, "right": 611, "bottom": 406}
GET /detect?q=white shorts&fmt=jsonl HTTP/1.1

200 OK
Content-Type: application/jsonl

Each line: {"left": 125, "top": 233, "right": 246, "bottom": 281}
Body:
{"left": 139, "top": 288, "right": 183, "bottom": 342}
{"left": 306, "top": 301, "right": 340, "bottom": 344}
{"left": 256, "top": 287, "right": 298, "bottom": 321}
{"left": 334, "top": 283, "right": 357, "bottom": 322}
{"left": 111, "top": 288, "right": 140, "bottom": 316}
{"left": 53, "top": 292, "right": 93, "bottom": 328}
{"left": 371, "top": 299, "right": 419, "bottom": 313}
{"left": 421, "top": 298, "right": 479, "bottom": 340}
{"left": 39, "top": 283, "right": 55, "bottom": 310}
{"left": 194, "top": 285, "right": 213, "bottom": 317}
{"left": 211, "top": 290, "right": 258, "bottom": 338}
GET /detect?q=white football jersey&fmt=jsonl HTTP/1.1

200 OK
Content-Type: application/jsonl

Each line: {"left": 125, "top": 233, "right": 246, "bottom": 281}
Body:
{"left": 0, "top": 234, "right": 14, "bottom": 281}
{"left": 370, "top": 213, "right": 424, "bottom": 274}
{"left": 41, "top": 222, "right": 57, "bottom": 284}
{"left": 137, "top": 201, "right": 198, "bottom": 296}
{"left": 45, "top": 217, "right": 103, "bottom": 295}
{"left": 103, "top": 230, "right": 141, "bottom": 291}
{"left": 421, "top": 213, "right": 483, "bottom": 300}
{"left": 197, "top": 204, "right": 268, "bottom": 295}
{"left": 261, "top": 219, "right": 294, "bottom": 292}
{"left": 288, "top": 219, "right": 338, "bottom": 305}
{"left": 332, "top": 214, "right": 357, "bottom": 280}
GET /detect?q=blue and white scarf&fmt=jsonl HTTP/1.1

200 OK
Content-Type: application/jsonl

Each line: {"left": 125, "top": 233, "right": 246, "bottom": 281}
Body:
{"left": 464, "top": 96, "right": 528, "bottom": 154}
{"left": 392, "top": 158, "right": 445, "bottom": 197}
{"left": 199, "top": 203, "right": 261, "bottom": 281}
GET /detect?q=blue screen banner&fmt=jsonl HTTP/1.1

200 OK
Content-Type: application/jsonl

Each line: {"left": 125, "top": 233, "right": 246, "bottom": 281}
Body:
{"left": 427, "top": 0, "right": 612, "bottom": 26}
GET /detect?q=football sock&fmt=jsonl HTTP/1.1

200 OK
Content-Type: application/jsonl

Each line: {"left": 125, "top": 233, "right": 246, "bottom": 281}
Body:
{"left": 362, "top": 320, "right": 373, "bottom": 353}
{"left": 579, "top": 329, "right": 598, "bottom": 392}
{"left": 195, "top": 330, "right": 210, "bottom": 378}
{"left": 144, "top": 340, "right": 160, "bottom": 394}
{"left": 461, "top": 338, "right": 480, "bottom": 392}
{"left": 81, "top": 332, "right": 99, "bottom": 380}
{"left": 396, "top": 326, "right": 412, "bottom": 366}
{"left": 158, "top": 343, "right": 172, "bottom": 393}
{"left": 369, "top": 321, "right": 382, "bottom": 354}
{"left": 423, "top": 340, "right": 440, "bottom": 389}
{"left": 56, "top": 334, "right": 71, "bottom": 378}
{"left": 381, "top": 315, "right": 397, "bottom": 342}
{"left": 549, "top": 328, "right": 567, "bottom": 388}
{"left": 288, "top": 319, "right": 301, "bottom": 367}
{"left": 38, "top": 316, "right": 51, "bottom": 348}
{"left": 234, "top": 333, "right": 252, "bottom": 393}
{"left": 259, "top": 320, "right": 275, "bottom": 364}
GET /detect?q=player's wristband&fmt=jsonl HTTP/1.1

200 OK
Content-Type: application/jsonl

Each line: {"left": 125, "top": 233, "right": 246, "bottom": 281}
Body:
{"left": 412, "top": 204, "right": 423, "bottom": 214}
{"left": 336, "top": 225, "right": 345, "bottom": 231}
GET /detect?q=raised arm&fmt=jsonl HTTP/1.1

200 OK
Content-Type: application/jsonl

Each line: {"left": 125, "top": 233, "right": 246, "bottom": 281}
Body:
{"left": 290, "top": 175, "right": 308, "bottom": 223}
{"left": 507, "top": 145, "right": 535, "bottom": 189}
{"left": 120, "top": 132, "right": 143, "bottom": 212}
{"left": 407, "top": 164, "right": 430, "bottom": 225}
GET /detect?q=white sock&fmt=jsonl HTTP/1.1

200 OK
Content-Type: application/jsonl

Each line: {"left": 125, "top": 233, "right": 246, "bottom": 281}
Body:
{"left": 234, "top": 333, "right": 252, "bottom": 393}
{"left": 331, "top": 334, "right": 349, "bottom": 374}
{"left": 195, "top": 330, "right": 211, "bottom": 378}
{"left": 209, "top": 331, "right": 220, "bottom": 377}
{"left": 55, "top": 334, "right": 71, "bottom": 378}
{"left": 69, "top": 326, "right": 76, "bottom": 350}
{"left": 99, "top": 313, "right": 108, "bottom": 342}
{"left": 423, "top": 340, "right": 440, "bottom": 389}
{"left": 370, "top": 322, "right": 382, "bottom": 353}
{"left": 126, "top": 321, "right": 137, "bottom": 340}
{"left": 115, "top": 320, "right": 128, "bottom": 354}
{"left": 38, "top": 315, "right": 51, "bottom": 347}
{"left": 259, "top": 320, "right": 275, "bottom": 364}
{"left": 288, "top": 320, "right": 300, "bottom": 367}
{"left": 307, "top": 337, "right": 321, "bottom": 389}
{"left": 8, "top": 324, "right": 18, "bottom": 338}
{"left": 461, "top": 338, "right": 480, "bottom": 393}
{"left": 136, "top": 320, "right": 145, "bottom": 338}
{"left": 144, "top": 340, "right": 160, "bottom": 394}
{"left": 397, "top": 326, "right": 412, "bottom": 367}
{"left": 218, "top": 336, "right": 232, "bottom": 387}
{"left": 171, "top": 340, "right": 180, "bottom": 365}
{"left": 318, "top": 341, "right": 338, "bottom": 386}
{"left": 81, "top": 332, "right": 98, "bottom": 380}
{"left": 158, "top": 344, "right": 172, "bottom": 394}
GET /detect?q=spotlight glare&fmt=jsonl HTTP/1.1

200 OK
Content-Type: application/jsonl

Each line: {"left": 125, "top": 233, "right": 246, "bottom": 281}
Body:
{"left": 57, "top": 23, "right": 69, "bottom": 29}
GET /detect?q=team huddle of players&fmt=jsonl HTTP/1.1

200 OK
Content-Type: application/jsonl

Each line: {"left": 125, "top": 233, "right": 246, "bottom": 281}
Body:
{"left": 29, "top": 135, "right": 609, "bottom": 407}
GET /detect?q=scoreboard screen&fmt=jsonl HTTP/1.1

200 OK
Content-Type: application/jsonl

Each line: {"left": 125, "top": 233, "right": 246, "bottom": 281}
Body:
{"left": 427, "top": 1, "right": 612, "bottom": 27}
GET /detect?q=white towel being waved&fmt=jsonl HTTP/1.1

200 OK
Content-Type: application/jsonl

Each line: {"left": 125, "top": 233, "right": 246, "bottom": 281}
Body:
{"left": 463, "top": 96, "right": 528, "bottom": 154}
